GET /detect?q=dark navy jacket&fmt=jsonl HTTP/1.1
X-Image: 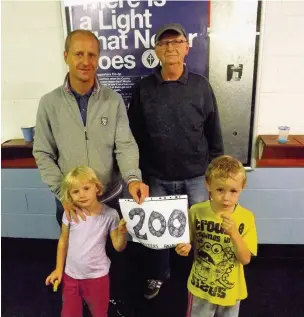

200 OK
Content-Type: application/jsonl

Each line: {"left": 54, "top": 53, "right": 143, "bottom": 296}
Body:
{"left": 128, "top": 66, "right": 224, "bottom": 181}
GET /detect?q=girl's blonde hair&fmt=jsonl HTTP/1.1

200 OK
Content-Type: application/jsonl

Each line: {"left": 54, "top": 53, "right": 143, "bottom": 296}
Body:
{"left": 60, "top": 166, "right": 104, "bottom": 204}
{"left": 205, "top": 155, "right": 247, "bottom": 187}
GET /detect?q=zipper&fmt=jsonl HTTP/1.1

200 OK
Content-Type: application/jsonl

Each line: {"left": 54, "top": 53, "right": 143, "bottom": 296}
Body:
{"left": 84, "top": 126, "right": 89, "bottom": 166}
{"left": 84, "top": 127, "right": 88, "bottom": 140}
{"left": 85, "top": 95, "right": 92, "bottom": 166}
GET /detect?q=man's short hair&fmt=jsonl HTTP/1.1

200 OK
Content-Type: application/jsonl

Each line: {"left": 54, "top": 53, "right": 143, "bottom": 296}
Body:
{"left": 64, "top": 30, "right": 100, "bottom": 54}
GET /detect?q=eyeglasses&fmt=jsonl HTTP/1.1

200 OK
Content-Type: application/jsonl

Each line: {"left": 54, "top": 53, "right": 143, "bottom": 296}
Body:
{"left": 156, "top": 39, "right": 188, "bottom": 48}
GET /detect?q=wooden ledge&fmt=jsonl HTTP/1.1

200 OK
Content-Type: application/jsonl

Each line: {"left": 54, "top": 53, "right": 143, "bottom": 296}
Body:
{"left": 2, "top": 139, "right": 37, "bottom": 169}
{"left": 256, "top": 135, "right": 304, "bottom": 167}
{"left": 2, "top": 157, "right": 37, "bottom": 168}
{"left": 257, "top": 158, "right": 304, "bottom": 167}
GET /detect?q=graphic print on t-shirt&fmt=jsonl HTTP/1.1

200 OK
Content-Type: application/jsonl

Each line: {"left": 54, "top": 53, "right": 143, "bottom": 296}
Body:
{"left": 190, "top": 219, "right": 237, "bottom": 299}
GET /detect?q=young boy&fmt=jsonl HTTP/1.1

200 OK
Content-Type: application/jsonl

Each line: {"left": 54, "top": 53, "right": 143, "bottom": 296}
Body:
{"left": 176, "top": 155, "right": 258, "bottom": 317}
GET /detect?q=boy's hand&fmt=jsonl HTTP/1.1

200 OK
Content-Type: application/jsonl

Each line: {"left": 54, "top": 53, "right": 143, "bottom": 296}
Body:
{"left": 63, "top": 201, "right": 89, "bottom": 223}
{"left": 45, "top": 269, "right": 63, "bottom": 286}
{"left": 175, "top": 243, "right": 191, "bottom": 256}
{"left": 221, "top": 213, "right": 238, "bottom": 236}
{"left": 118, "top": 218, "right": 128, "bottom": 234}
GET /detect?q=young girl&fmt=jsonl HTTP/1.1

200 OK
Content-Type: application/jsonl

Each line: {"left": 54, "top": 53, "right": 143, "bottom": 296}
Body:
{"left": 45, "top": 166, "right": 127, "bottom": 317}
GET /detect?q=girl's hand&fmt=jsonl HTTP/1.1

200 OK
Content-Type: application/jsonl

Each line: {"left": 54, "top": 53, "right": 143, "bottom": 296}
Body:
{"left": 45, "top": 269, "right": 63, "bottom": 286}
{"left": 118, "top": 218, "right": 128, "bottom": 234}
{"left": 175, "top": 243, "right": 192, "bottom": 256}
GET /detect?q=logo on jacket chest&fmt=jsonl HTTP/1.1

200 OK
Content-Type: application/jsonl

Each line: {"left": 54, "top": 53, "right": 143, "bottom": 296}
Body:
{"left": 101, "top": 117, "right": 108, "bottom": 126}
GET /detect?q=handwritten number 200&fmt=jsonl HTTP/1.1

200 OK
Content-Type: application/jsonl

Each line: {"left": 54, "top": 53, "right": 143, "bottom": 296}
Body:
{"left": 129, "top": 208, "right": 186, "bottom": 240}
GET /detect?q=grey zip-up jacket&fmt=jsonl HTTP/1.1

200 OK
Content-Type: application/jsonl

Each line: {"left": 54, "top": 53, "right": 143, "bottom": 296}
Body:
{"left": 33, "top": 77, "right": 141, "bottom": 199}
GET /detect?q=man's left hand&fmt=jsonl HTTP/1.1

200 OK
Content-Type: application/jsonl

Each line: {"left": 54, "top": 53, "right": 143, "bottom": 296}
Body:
{"left": 128, "top": 181, "right": 149, "bottom": 204}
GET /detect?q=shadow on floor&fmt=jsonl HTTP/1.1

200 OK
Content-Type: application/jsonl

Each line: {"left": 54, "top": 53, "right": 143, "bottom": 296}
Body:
{"left": 1, "top": 238, "right": 304, "bottom": 317}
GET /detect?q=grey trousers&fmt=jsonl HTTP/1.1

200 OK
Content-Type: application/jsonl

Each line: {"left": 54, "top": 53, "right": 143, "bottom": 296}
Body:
{"left": 189, "top": 295, "right": 240, "bottom": 317}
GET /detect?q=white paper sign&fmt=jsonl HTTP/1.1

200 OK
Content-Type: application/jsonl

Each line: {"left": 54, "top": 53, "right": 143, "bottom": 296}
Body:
{"left": 119, "top": 195, "right": 190, "bottom": 249}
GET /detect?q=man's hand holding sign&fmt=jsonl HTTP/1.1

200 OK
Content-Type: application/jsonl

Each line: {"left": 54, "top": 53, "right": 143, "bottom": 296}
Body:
{"left": 119, "top": 195, "right": 190, "bottom": 249}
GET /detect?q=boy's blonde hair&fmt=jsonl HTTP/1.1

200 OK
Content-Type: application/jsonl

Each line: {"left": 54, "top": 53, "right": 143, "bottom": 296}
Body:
{"left": 205, "top": 155, "right": 247, "bottom": 187}
{"left": 60, "top": 166, "right": 104, "bottom": 204}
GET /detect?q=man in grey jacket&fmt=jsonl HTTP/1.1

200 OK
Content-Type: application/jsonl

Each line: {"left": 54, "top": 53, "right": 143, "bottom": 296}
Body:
{"left": 33, "top": 29, "right": 148, "bottom": 316}
{"left": 33, "top": 29, "right": 148, "bottom": 223}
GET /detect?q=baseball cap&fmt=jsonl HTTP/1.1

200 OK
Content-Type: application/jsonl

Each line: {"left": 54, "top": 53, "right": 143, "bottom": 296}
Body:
{"left": 155, "top": 23, "right": 188, "bottom": 44}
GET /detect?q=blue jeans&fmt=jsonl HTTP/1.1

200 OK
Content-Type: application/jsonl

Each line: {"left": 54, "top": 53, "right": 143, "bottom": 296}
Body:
{"left": 149, "top": 175, "right": 208, "bottom": 207}
{"left": 146, "top": 175, "right": 208, "bottom": 281}
{"left": 190, "top": 297, "right": 240, "bottom": 317}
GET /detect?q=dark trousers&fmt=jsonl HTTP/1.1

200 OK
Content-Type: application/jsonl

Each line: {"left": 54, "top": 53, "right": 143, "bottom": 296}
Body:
{"left": 144, "top": 248, "right": 171, "bottom": 281}
{"left": 55, "top": 198, "right": 64, "bottom": 226}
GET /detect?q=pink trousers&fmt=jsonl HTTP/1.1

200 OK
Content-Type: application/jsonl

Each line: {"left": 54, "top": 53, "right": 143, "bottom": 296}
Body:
{"left": 61, "top": 273, "right": 109, "bottom": 317}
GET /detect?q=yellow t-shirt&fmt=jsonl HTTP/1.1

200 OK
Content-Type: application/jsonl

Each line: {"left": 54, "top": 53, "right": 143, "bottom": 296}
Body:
{"left": 187, "top": 200, "right": 258, "bottom": 306}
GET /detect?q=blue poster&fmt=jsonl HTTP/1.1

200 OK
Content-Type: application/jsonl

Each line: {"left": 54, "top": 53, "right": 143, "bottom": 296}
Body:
{"left": 65, "top": 0, "right": 209, "bottom": 106}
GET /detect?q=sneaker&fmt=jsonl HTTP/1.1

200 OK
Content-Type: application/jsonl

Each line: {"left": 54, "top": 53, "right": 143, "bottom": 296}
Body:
{"left": 144, "top": 279, "right": 164, "bottom": 300}
{"left": 109, "top": 298, "right": 134, "bottom": 317}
